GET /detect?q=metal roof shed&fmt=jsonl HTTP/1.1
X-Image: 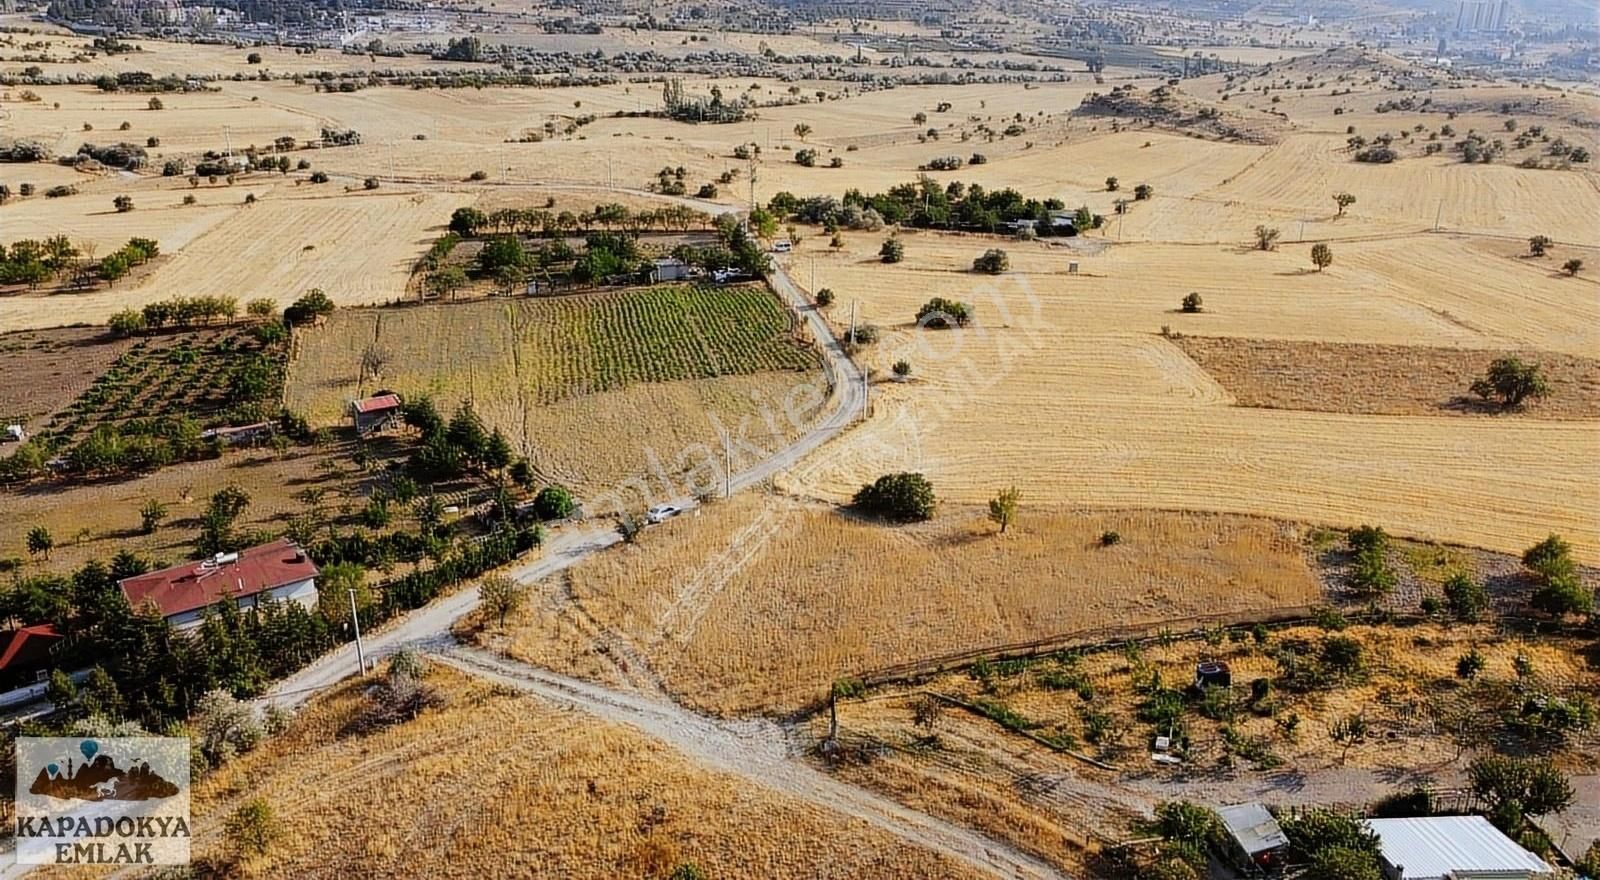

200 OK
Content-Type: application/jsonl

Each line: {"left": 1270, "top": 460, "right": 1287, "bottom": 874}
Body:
{"left": 1367, "top": 816, "right": 1551, "bottom": 880}
{"left": 1218, "top": 803, "right": 1288, "bottom": 870}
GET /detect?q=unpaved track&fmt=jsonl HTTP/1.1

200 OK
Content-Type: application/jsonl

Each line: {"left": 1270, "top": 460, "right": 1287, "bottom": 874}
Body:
{"left": 435, "top": 646, "right": 1066, "bottom": 880}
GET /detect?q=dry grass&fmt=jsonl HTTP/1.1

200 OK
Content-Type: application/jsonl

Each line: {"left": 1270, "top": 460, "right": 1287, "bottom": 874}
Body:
{"left": 186, "top": 666, "right": 985, "bottom": 879}
{"left": 886, "top": 622, "right": 1599, "bottom": 773}
{"left": 782, "top": 229, "right": 1600, "bottom": 561}
{"left": 0, "top": 438, "right": 403, "bottom": 574}
{"left": 1172, "top": 336, "right": 1600, "bottom": 419}
{"left": 0, "top": 325, "right": 134, "bottom": 434}
{"left": 489, "top": 492, "right": 1322, "bottom": 717}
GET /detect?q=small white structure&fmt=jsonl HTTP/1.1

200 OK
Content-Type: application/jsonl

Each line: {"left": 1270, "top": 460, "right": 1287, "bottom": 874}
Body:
{"left": 651, "top": 257, "right": 691, "bottom": 283}
{"left": 1366, "top": 816, "right": 1550, "bottom": 880}
{"left": 3, "top": 425, "right": 24, "bottom": 443}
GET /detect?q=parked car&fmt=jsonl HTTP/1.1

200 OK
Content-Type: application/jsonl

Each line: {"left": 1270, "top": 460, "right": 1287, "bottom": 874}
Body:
{"left": 646, "top": 503, "right": 685, "bottom": 524}
{"left": 711, "top": 269, "right": 734, "bottom": 283}
{"left": 771, "top": 240, "right": 792, "bottom": 253}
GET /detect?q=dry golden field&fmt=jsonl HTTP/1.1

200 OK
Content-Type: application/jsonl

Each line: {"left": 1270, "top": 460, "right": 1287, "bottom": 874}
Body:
{"left": 186, "top": 666, "right": 983, "bottom": 879}
{"left": 1172, "top": 336, "right": 1600, "bottom": 418}
{"left": 484, "top": 492, "right": 1322, "bottom": 717}
{"left": 285, "top": 290, "right": 826, "bottom": 499}
{"left": 782, "top": 230, "right": 1600, "bottom": 561}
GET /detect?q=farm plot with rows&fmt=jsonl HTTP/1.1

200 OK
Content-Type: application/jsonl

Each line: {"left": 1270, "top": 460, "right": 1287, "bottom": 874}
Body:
{"left": 288, "top": 283, "right": 818, "bottom": 419}
{"left": 286, "top": 284, "right": 826, "bottom": 496}
{"left": 24, "top": 325, "right": 285, "bottom": 454}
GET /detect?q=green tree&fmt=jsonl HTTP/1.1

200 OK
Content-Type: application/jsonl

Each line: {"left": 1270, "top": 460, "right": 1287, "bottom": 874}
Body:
{"left": 1471, "top": 357, "right": 1547, "bottom": 408}
{"left": 426, "top": 266, "right": 469, "bottom": 300}
{"left": 447, "top": 403, "right": 490, "bottom": 465}
{"left": 972, "top": 248, "right": 1009, "bottom": 274}
{"left": 533, "top": 485, "right": 576, "bottom": 520}
{"left": 484, "top": 427, "right": 514, "bottom": 473}
{"left": 988, "top": 486, "right": 1020, "bottom": 534}
{"left": 1455, "top": 649, "right": 1486, "bottom": 680}
{"left": 1522, "top": 534, "right": 1575, "bottom": 583}
{"left": 26, "top": 525, "right": 53, "bottom": 560}
{"left": 1333, "top": 192, "right": 1356, "bottom": 216}
{"left": 1562, "top": 258, "right": 1583, "bottom": 276}
{"left": 1469, "top": 755, "right": 1574, "bottom": 817}
{"left": 1254, "top": 224, "right": 1281, "bottom": 251}
{"left": 1133, "top": 183, "right": 1152, "bottom": 200}
{"left": 112, "top": 194, "right": 134, "bottom": 212}
{"left": 793, "top": 123, "right": 811, "bottom": 141}
{"left": 916, "top": 297, "right": 972, "bottom": 328}
{"left": 479, "top": 574, "right": 527, "bottom": 629}
{"left": 1330, "top": 713, "right": 1368, "bottom": 764}
{"left": 1181, "top": 292, "right": 1203, "bottom": 313}
{"left": 814, "top": 287, "right": 835, "bottom": 307}
{"left": 1309, "top": 846, "right": 1383, "bottom": 880}
{"left": 284, "top": 288, "right": 334, "bottom": 324}
{"left": 139, "top": 498, "right": 169, "bottom": 534}
{"left": 450, "top": 206, "right": 488, "bottom": 236}
{"left": 477, "top": 235, "right": 527, "bottom": 273}
{"left": 1442, "top": 572, "right": 1488, "bottom": 621}
{"left": 1105, "top": 176, "right": 1119, "bottom": 192}
{"left": 879, "top": 236, "right": 904, "bottom": 263}
{"left": 853, "top": 473, "right": 936, "bottom": 522}
{"left": 1311, "top": 242, "right": 1334, "bottom": 271}
{"left": 108, "top": 308, "right": 146, "bottom": 336}
{"left": 1528, "top": 235, "right": 1552, "bottom": 257}
{"left": 892, "top": 360, "right": 912, "bottom": 379}
{"left": 316, "top": 562, "right": 371, "bottom": 627}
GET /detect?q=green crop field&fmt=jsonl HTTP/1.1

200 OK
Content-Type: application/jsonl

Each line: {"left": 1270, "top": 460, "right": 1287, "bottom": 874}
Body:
{"left": 287, "top": 283, "right": 820, "bottom": 423}
{"left": 519, "top": 284, "right": 817, "bottom": 404}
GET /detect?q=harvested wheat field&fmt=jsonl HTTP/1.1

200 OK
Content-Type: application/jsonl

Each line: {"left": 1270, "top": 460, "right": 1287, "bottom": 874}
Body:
{"left": 782, "top": 231, "right": 1600, "bottom": 561}
{"left": 1172, "top": 337, "right": 1600, "bottom": 418}
{"left": 184, "top": 666, "right": 983, "bottom": 879}
{"left": 286, "top": 288, "right": 826, "bottom": 499}
{"left": 484, "top": 492, "right": 1322, "bottom": 717}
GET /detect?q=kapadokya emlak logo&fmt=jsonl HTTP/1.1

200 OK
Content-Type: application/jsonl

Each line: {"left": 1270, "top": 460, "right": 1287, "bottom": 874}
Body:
{"left": 15, "top": 736, "right": 191, "bottom": 866}
{"left": 29, "top": 739, "right": 181, "bottom": 802}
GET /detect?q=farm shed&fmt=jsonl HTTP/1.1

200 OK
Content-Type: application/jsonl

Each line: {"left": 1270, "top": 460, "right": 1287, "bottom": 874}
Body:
{"left": 1366, "top": 816, "right": 1550, "bottom": 880}
{"left": 201, "top": 421, "right": 274, "bottom": 447}
{"left": 1217, "top": 803, "right": 1288, "bottom": 871}
{"left": 118, "top": 539, "right": 320, "bottom": 632}
{"left": 651, "top": 257, "right": 691, "bottom": 283}
{"left": 350, "top": 393, "right": 402, "bottom": 436}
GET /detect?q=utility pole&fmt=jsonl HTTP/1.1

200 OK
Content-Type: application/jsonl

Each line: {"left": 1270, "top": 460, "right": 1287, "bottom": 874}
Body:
{"left": 849, "top": 300, "right": 857, "bottom": 345}
{"left": 809, "top": 255, "right": 816, "bottom": 292}
{"left": 723, "top": 432, "right": 732, "bottom": 498}
{"left": 348, "top": 588, "right": 367, "bottom": 676}
{"left": 1433, "top": 199, "right": 1443, "bottom": 232}
{"left": 861, "top": 370, "right": 870, "bottom": 420}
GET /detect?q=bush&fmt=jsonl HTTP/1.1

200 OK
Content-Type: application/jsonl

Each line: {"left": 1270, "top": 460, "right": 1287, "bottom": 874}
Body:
{"left": 916, "top": 297, "right": 973, "bottom": 328}
{"left": 1471, "top": 357, "right": 1547, "bottom": 408}
{"left": 795, "top": 148, "right": 818, "bottom": 167}
{"left": 1443, "top": 572, "right": 1488, "bottom": 621}
{"left": 1180, "top": 292, "right": 1202, "bottom": 313}
{"left": 853, "top": 472, "right": 936, "bottom": 522}
{"left": 1151, "top": 801, "right": 1223, "bottom": 848}
{"left": 226, "top": 798, "right": 279, "bottom": 856}
{"left": 814, "top": 287, "right": 834, "bottom": 307}
{"left": 309, "top": 170, "right": 329, "bottom": 184}
{"left": 363, "top": 177, "right": 380, "bottom": 190}
{"left": 113, "top": 194, "right": 134, "bottom": 212}
{"left": 972, "top": 248, "right": 1009, "bottom": 274}
{"left": 532, "top": 485, "right": 576, "bottom": 520}
{"left": 1100, "top": 530, "right": 1122, "bottom": 547}
{"left": 879, "top": 237, "right": 904, "bottom": 263}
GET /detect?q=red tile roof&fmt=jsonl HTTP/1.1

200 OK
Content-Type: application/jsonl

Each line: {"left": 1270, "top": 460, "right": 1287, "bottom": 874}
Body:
{"left": 118, "top": 539, "right": 319, "bottom": 620}
{"left": 0, "top": 624, "right": 61, "bottom": 673}
{"left": 352, "top": 394, "right": 402, "bottom": 415}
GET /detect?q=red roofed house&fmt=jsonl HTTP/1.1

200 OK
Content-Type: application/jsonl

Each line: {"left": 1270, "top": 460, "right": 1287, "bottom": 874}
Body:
{"left": 0, "top": 624, "right": 63, "bottom": 690}
{"left": 118, "top": 539, "right": 320, "bottom": 632}
{"left": 350, "top": 393, "right": 402, "bottom": 436}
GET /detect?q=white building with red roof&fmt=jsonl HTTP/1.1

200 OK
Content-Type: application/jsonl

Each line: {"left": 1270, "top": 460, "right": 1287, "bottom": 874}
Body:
{"left": 118, "top": 539, "right": 320, "bottom": 631}
{"left": 350, "top": 393, "right": 403, "bottom": 436}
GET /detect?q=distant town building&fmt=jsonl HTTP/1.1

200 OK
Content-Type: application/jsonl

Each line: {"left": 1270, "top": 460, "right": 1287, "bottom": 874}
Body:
{"left": 118, "top": 540, "right": 320, "bottom": 631}
{"left": 350, "top": 393, "right": 402, "bottom": 436}
{"left": 1367, "top": 816, "right": 1549, "bottom": 880}
{"left": 1454, "top": 0, "right": 1509, "bottom": 32}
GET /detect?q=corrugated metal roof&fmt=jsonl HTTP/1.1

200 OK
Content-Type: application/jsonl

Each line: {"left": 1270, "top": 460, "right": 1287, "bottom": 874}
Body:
{"left": 1218, "top": 803, "right": 1288, "bottom": 855}
{"left": 1368, "top": 816, "right": 1550, "bottom": 879}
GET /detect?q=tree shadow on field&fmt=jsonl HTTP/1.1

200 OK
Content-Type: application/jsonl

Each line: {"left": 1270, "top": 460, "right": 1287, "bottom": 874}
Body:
{"left": 1273, "top": 268, "right": 1319, "bottom": 277}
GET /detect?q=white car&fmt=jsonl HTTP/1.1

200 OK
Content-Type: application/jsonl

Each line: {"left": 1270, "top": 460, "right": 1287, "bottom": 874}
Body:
{"left": 711, "top": 269, "right": 735, "bottom": 283}
{"left": 771, "top": 240, "right": 792, "bottom": 253}
{"left": 645, "top": 503, "right": 685, "bottom": 524}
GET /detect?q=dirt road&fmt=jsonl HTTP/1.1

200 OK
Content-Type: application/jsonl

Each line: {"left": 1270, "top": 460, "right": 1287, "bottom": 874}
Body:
{"left": 435, "top": 646, "right": 1067, "bottom": 880}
